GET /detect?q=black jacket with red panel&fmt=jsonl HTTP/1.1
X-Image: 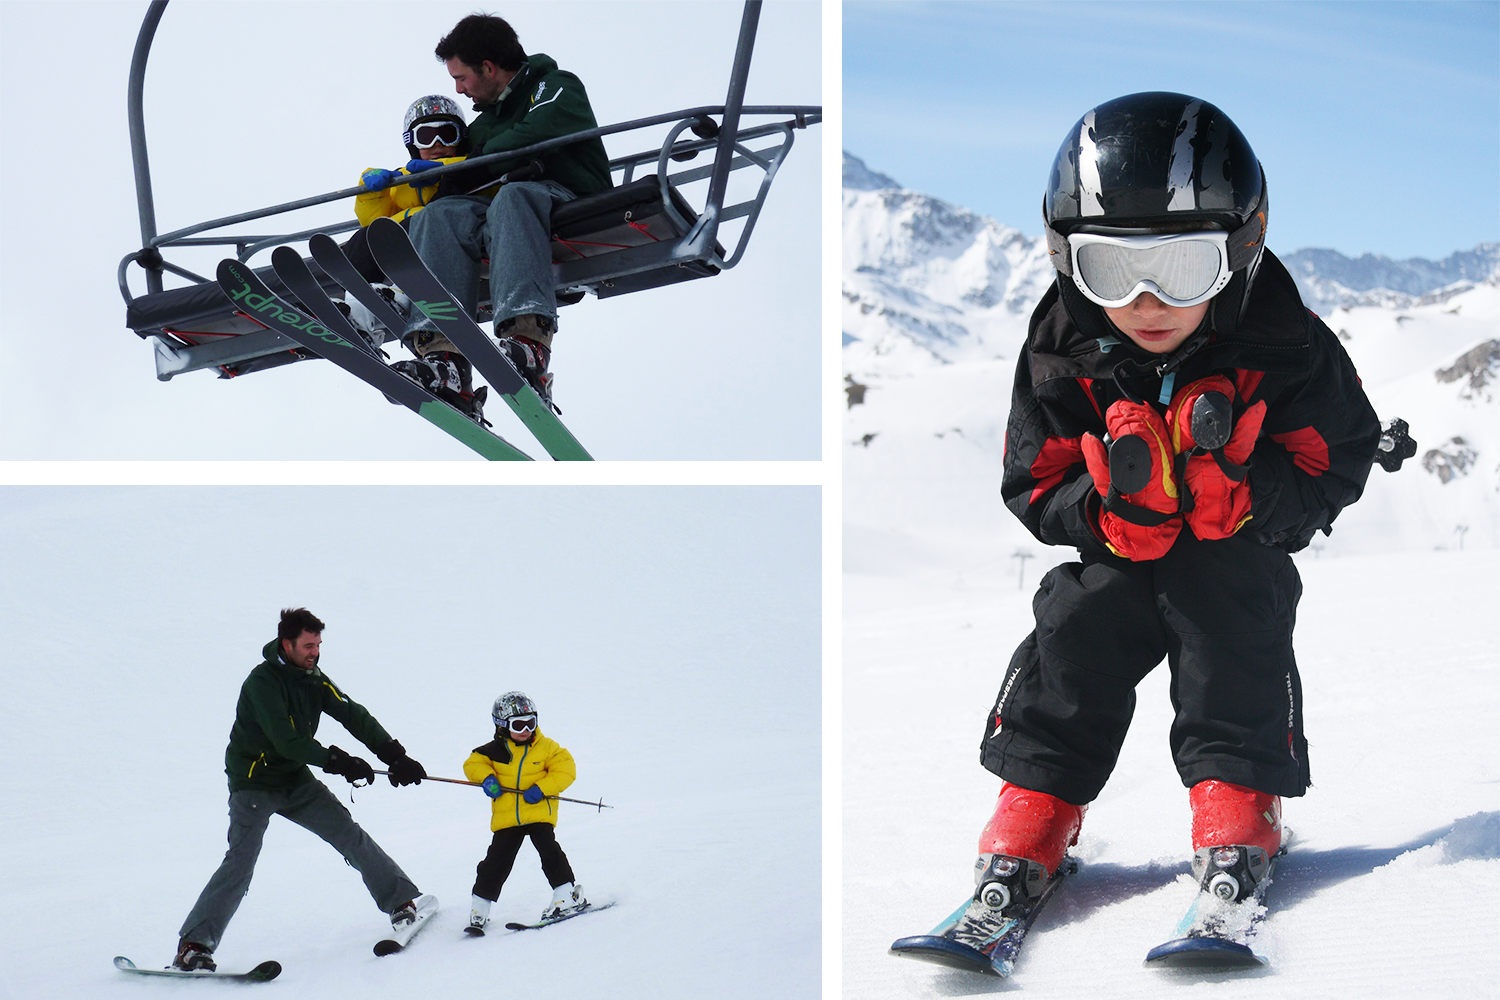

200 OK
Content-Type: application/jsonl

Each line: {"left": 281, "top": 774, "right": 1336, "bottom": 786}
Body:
{"left": 1002, "top": 250, "right": 1380, "bottom": 556}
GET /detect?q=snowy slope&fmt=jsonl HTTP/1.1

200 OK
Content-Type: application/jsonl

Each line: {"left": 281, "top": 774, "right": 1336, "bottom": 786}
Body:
{"left": 843, "top": 154, "right": 1500, "bottom": 997}
{"left": 0, "top": 488, "right": 819, "bottom": 1000}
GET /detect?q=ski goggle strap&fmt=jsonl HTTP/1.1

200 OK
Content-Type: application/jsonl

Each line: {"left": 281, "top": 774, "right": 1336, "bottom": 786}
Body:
{"left": 1068, "top": 231, "right": 1232, "bottom": 308}
{"left": 507, "top": 714, "right": 537, "bottom": 733}
{"left": 407, "top": 120, "right": 462, "bottom": 149}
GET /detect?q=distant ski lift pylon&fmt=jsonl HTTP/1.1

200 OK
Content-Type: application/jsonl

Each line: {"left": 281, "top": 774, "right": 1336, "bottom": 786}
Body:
{"left": 119, "top": 0, "right": 820, "bottom": 382}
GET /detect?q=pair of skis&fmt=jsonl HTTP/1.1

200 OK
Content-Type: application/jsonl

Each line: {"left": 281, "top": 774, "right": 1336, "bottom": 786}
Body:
{"left": 891, "top": 841, "right": 1288, "bottom": 977}
{"left": 215, "top": 217, "right": 590, "bottom": 461}
{"left": 116, "top": 896, "right": 615, "bottom": 981}
{"left": 466, "top": 900, "right": 617, "bottom": 936}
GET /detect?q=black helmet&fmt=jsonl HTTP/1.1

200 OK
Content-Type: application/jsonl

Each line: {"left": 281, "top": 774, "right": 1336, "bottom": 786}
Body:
{"left": 1042, "top": 92, "right": 1269, "bottom": 344}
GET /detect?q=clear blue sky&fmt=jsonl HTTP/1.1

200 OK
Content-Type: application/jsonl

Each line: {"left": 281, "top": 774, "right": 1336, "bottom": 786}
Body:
{"left": 845, "top": 1, "right": 1499, "bottom": 260}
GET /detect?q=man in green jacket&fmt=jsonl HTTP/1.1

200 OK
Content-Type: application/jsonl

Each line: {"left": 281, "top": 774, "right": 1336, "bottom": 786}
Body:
{"left": 173, "top": 608, "right": 430, "bottom": 972}
{"left": 399, "top": 12, "right": 614, "bottom": 413}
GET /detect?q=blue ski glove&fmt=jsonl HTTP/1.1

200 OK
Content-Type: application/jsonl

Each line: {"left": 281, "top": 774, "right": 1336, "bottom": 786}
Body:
{"left": 523, "top": 784, "right": 546, "bottom": 804}
{"left": 405, "top": 158, "right": 444, "bottom": 174}
{"left": 481, "top": 775, "right": 503, "bottom": 799}
{"left": 360, "top": 168, "right": 397, "bottom": 192}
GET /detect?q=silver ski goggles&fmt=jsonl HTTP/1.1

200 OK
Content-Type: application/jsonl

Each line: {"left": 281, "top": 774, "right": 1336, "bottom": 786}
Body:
{"left": 1067, "top": 231, "right": 1232, "bottom": 309}
{"left": 507, "top": 715, "right": 537, "bottom": 734}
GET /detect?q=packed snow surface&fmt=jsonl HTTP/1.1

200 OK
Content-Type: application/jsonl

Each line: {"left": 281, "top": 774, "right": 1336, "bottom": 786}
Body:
{"left": 0, "top": 487, "right": 820, "bottom": 1000}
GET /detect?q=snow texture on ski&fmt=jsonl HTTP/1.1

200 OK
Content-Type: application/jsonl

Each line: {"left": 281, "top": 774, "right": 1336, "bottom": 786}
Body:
{"left": 890, "top": 859, "right": 1075, "bottom": 977}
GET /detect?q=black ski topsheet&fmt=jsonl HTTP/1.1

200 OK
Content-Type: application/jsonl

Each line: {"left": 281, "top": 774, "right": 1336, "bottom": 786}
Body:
{"left": 365, "top": 217, "right": 593, "bottom": 461}
{"left": 269, "top": 246, "right": 381, "bottom": 359}
{"left": 215, "top": 258, "right": 531, "bottom": 461}
{"left": 890, "top": 860, "right": 1075, "bottom": 977}
{"left": 1145, "top": 838, "right": 1290, "bottom": 969}
{"left": 504, "top": 900, "right": 616, "bottom": 931}
{"left": 307, "top": 232, "right": 411, "bottom": 341}
{"left": 113, "top": 956, "right": 282, "bottom": 982}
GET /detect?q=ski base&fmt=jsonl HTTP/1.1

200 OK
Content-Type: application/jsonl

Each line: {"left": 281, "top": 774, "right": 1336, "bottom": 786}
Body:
{"left": 889, "top": 858, "right": 1075, "bottom": 978}
{"left": 373, "top": 894, "right": 439, "bottom": 956}
{"left": 113, "top": 956, "right": 281, "bottom": 982}
{"left": 504, "top": 900, "right": 616, "bottom": 931}
{"left": 1144, "top": 935, "right": 1265, "bottom": 968}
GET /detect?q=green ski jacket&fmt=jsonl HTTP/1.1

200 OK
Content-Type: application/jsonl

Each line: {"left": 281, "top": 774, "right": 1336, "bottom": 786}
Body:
{"left": 463, "top": 53, "right": 613, "bottom": 197}
{"left": 224, "top": 639, "right": 392, "bottom": 792}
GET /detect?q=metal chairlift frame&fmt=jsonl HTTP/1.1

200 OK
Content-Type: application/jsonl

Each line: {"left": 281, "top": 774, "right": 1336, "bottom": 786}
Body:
{"left": 120, "top": 0, "right": 820, "bottom": 382}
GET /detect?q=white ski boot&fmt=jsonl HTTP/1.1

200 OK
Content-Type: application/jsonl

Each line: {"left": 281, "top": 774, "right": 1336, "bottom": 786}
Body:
{"left": 540, "top": 882, "right": 588, "bottom": 921}
{"left": 465, "top": 894, "right": 492, "bottom": 936}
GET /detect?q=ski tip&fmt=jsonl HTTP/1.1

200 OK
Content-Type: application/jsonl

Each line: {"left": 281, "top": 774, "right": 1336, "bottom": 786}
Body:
{"left": 247, "top": 961, "right": 283, "bottom": 982}
{"left": 373, "top": 940, "right": 404, "bottom": 957}
{"left": 112, "top": 956, "right": 137, "bottom": 971}
{"left": 1145, "top": 936, "right": 1267, "bottom": 969}
{"left": 889, "top": 936, "right": 1005, "bottom": 977}
{"left": 463, "top": 926, "right": 486, "bottom": 937}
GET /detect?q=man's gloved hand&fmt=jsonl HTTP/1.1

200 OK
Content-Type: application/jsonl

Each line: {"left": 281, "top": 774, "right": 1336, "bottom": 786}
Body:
{"left": 405, "top": 158, "right": 444, "bottom": 174}
{"left": 360, "top": 168, "right": 397, "bottom": 192}
{"left": 323, "top": 745, "right": 375, "bottom": 785}
{"left": 1166, "top": 378, "right": 1266, "bottom": 541}
{"left": 481, "top": 775, "right": 504, "bottom": 799}
{"left": 522, "top": 784, "right": 546, "bottom": 805}
{"left": 1080, "top": 399, "right": 1182, "bottom": 561}
{"left": 374, "top": 739, "right": 426, "bottom": 787}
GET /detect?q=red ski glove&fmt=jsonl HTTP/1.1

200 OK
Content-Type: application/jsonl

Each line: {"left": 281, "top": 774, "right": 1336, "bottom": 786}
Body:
{"left": 1165, "top": 377, "right": 1267, "bottom": 540}
{"left": 1080, "top": 399, "right": 1182, "bottom": 561}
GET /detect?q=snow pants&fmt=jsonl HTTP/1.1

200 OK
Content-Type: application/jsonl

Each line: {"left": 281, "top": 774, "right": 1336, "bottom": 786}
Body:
{"left": 980, "top": 529, "right": 1310, "bottom": 805}
{"left": 404, "top": 180, "right": 578, "bottom": 337}
{"left": 179, "top": 779, "right": 420, "bottom": 950}
{"left": 472, "top": 823, "right": 576, "bottom": 902}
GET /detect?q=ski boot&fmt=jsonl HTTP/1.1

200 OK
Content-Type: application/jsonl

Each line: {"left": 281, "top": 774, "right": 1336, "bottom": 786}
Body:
{"left": 391, "top": 349, "right": 490, "bottom": 426}
{"left": 540, "top": 882, "right": 588, "bottom": 921}
{"left": 172, "top": 939, "right": 216, "bottom": 972}
{"left": 464, "top": 894, "right": 492, "bottom": 936}
{"left": 966, "top": 784, "right": 1086, "bottom": 918}
{"left": 390, "top": 898, "right": 418, "bottom": 931}
{"left": 497, "top": 314, "right": 558, "bottom": 413}
{"left": 1189, "top": 780, "right": 1283, "bottom": 903}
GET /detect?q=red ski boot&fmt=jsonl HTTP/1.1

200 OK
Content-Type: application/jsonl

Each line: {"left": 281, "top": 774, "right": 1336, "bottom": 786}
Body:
{"left": 972, "top": 784, "right": 1086, "bottom": 913}
{"left": 1188, "top": 780, "right": 1283, "bottom": 902}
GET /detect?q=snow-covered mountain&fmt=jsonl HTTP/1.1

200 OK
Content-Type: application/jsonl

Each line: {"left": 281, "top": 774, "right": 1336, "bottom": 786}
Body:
{"left": 843, "top": 151, "right": 1500, "bottom": 554}
{"left": 1280, "top": 244, "right": 1500, "bottom": 317}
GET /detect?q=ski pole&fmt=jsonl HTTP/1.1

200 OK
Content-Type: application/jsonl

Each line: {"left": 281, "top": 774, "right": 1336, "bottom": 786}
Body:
{"left": 371, "top": 770, "right": 613, "bottom": 811}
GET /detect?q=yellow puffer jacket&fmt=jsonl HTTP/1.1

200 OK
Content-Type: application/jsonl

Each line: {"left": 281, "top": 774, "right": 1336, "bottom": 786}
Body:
{"left": 353, "top": 156, "right": 465, "bottom": 227}
{"left": 463, "top": 730, "right": 576, "bottom": 831}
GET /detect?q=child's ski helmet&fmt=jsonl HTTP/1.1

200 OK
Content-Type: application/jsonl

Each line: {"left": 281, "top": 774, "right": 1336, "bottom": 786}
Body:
{"left": 402, "top": 95, "right": 468, "bottom": 158}
{"left": 492, "top": 691, "right": 537, "bottom": 727}
{"left": 1041, "top": 92, "right": 1269, "bottom": 344}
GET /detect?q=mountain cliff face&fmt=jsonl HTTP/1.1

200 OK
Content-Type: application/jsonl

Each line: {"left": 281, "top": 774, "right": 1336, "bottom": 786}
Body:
{"left": 843, "top": 151, "right": 1500, "bottom": 553}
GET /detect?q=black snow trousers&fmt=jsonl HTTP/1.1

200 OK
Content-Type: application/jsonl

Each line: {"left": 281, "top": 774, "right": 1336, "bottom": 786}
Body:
{"left": 980, "top": 528, "right": 1310, "bottom": 805}
{"left": 472, "top": 823, "right": 576, "bottom": 902}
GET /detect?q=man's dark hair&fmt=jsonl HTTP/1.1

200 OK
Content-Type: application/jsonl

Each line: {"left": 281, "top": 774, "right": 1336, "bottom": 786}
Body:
{"left": 435, "top": 14, "right": 526, "bottom": 73}
{"left": 278, "top": 607, "right": 325, "bottom": 644}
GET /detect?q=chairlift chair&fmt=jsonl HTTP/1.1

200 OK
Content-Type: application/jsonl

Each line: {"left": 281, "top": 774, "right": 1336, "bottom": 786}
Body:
{"left": 120, "top": 0, "right": 820, "bottom": 386}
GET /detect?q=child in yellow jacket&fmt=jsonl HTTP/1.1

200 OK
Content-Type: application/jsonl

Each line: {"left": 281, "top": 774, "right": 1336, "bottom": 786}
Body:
{"left": 461, "top": 691, "right": 589, "bottom": 933}
{"left": 354, "top": 94, "right": 471, "bottom": 226}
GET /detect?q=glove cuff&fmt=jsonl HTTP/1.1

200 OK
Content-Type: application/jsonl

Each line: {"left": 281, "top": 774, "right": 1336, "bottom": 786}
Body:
{"left": 373, "top": 739, "right": 406, "bottom": 765}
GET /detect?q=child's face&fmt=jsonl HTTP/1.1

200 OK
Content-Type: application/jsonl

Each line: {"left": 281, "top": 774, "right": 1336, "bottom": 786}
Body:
{"left": 1103, "top": 293, "right": 1211, "bottom": 355}
{"left": 418, "top": 145, "right": 457, "bottom": 161}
